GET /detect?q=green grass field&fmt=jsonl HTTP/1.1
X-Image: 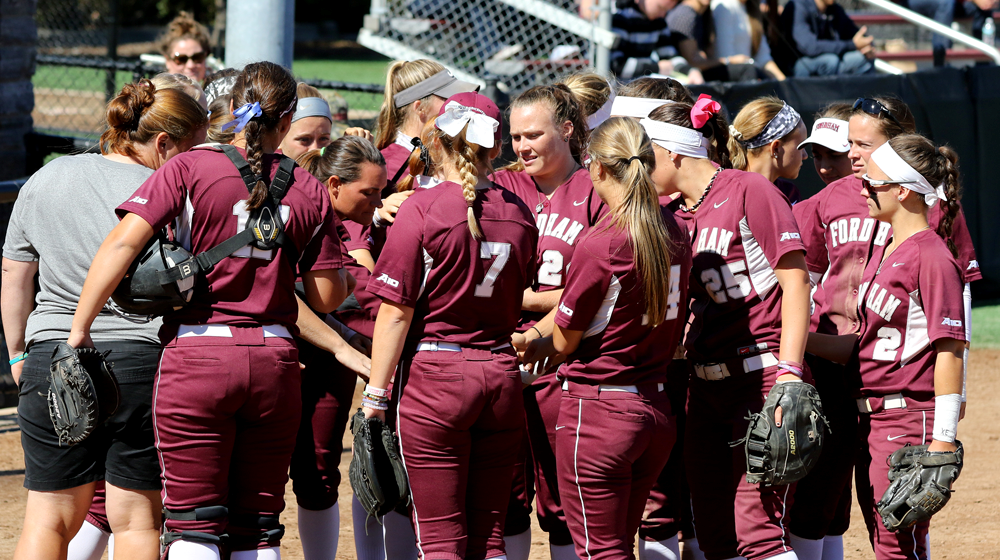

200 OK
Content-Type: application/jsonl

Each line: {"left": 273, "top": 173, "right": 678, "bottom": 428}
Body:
{"left": 972, "top": 302, "right": 1000, "bottom": 349}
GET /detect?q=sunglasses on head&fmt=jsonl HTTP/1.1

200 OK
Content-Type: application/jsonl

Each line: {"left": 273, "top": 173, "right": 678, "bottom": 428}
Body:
{"left": 171, "top": 51, "right": 208, "bottom": 65}
{"left": 853, "top": 98, "right": 901, "bottom": 127}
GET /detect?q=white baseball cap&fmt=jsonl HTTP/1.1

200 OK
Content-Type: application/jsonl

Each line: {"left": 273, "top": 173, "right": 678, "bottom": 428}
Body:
{"left": 798, "top": 118, "right": 850, "bottom": 152}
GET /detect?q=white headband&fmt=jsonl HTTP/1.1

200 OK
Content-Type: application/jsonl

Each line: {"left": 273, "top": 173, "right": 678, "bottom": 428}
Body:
{"left": 611, "top": 96, "right": 676, "bottom": 119}
{"left": 640, "top": 118, "right": 710, "bottom": 159}
{"left": 586, "top": 86, "right": 616, "bottom": 130}
{"left": 435, "top": 100, "right": 500, "bottom": 149}
{"left": 870, "top": 142, "right": 947, "bottom": 206}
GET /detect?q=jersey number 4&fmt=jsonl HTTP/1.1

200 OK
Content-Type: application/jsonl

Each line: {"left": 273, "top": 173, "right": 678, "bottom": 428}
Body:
{"left": 701, "top": 260, "right": 751, "bottom": 304}
{"left": 475, "top": 242, "right": 512, "bottom": 298}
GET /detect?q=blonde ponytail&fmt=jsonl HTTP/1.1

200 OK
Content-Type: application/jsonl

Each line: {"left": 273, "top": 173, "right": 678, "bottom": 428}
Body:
{"left": 589, "top": 117, "right": 675, "bottom": 326}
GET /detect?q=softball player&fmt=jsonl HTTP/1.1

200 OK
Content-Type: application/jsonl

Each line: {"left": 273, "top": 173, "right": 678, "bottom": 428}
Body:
{"left": 788, "top": 97, "right": 979, "bottom": 560}
{"left": 278, "top": 83, "right": 334, "bottom": 162}
{"left": 3, "top": 79, "right": 207, "bottom": 560}
{"left": 798, "top": 103, "right": 853, "bottom": 186}
{"left": 523, "top": 116, "right": 692, "bottom": 560}
{"left": 727, "top": 96, "right": 808, "bottom": 204}
{"left": 67, "top": 61, "right": 350, "bottom": 560}
{"left": 806, "top": 134, "right": 966, "bottom": 560}
{"left": 643, "top": 98, "right": 812, "bottom": 560}
{"left": 289, "top": 138, "right": 387, "bottom": 560}
{"left": 492, "top": 83, "right": 604, "bottom": 560}
{"left": 370, "top": 60, "right": 479, "bottom": 251}
{"left": 362, "top": 92, "right": 538, "bottom": 560}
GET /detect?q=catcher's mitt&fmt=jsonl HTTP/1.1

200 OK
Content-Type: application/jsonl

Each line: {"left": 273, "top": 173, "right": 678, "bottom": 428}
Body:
{"left": 47, "top": 342, "right": 120, "bottom": 446}
{"left": 349, "top": 409, "right": 409, "bottom": 523}
{"left": 877, "top": 441, "right": 964, "bottom": 532}
{"left": 739, "top": 381, "right": 829, "bottom": 486}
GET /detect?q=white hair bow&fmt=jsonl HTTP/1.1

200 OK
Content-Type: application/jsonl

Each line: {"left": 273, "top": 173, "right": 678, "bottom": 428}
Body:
{"left": 435, "top": 101, "right": 499, "bottom": 149}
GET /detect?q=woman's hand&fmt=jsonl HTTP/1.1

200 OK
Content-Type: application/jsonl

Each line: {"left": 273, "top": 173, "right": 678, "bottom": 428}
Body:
{"left": 927, "top": 439, "right": 958, "bottom": 453}
{"left": 363, "top": 405, "right": 386, "bottom": 422}
{"left": 67, "top": 331, "right": 94, "bottom": 349}
{"left": 343, "top": 127, "right": 373, "bottom": 141}
{"left": 376, "top": 190, "right": 416, "bottom": 224}
{"left": 335, "top": 342, "right": 372, "bottom": 382}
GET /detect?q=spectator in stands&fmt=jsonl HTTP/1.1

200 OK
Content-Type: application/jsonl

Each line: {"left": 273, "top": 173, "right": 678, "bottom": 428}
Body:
{"left": 593, "top": 0, "right": 683, "bottom": 81}
{"left": 780, "top": 0, "right": 876, "bottom": 76}
{"left": 897, "top": 0, "right": 955, "bottom": 66}
{"left": 712, "top": 0, "right": 787, "bottom": 79}
{"left": 157, "top": 12, "right": 212, "bottom": 82}
{"left": 667, "top": 0, "right": 771, "bottom": 82}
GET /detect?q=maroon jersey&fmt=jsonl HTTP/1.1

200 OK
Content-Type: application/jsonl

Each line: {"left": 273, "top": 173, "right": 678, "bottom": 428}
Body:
{"left": 554, "top": 210, "right": 692, "bottom": 385}
{"left": 117, "top": 146, "right": 343, "bottom": 329}
{"left": 334, "top": 219, "right": 382, "bottom": 337}
{"left": 342, "top": 219, "right": 374, "bottom": 253}
{"left": 382, "top": 132, "right": 415, "bottom": 187}
{"left": 492, "top": 168, "right": 607, "bottom": 289}
{"left": 856, "top": 229, "right": 965, "bottom": 400}
{"left": 794, "top": 175, "right": 979, "bottom": 337}
{"left": 367, "top": 180, "right": 539, "bottom": 347}
{"left": 680, "top": 170, "right": 806, "bottom": 363}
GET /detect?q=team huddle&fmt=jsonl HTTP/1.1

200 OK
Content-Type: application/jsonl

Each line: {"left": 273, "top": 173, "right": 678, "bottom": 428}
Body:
{"left": 1, "top": 57, "right": 975, "bottom": 560}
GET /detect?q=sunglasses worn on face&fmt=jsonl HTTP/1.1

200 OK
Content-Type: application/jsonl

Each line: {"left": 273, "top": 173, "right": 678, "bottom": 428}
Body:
{"left": 853, "top": 98, "right": 901, "bottom": 127}
{"left": 862, "top": 173, "right": 918, "bottom": 199}
{"left": 171, "top": 51, "right": 208, "bottom": 65}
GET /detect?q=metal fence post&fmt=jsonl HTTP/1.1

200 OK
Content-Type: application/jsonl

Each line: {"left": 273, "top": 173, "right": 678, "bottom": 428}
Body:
{"left": 225, "top": 0, "right": 296, "bottom": 69}
{"left": 594, "top": 0, "right": 611, "bottom": 77}
{"left": 106, "top": 0, "right": 119, "bottom": 101}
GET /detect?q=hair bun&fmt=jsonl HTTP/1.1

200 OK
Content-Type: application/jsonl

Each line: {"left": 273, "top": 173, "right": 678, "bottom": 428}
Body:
{"left": 106, "top": 79, "right": 157, "bottom": 131}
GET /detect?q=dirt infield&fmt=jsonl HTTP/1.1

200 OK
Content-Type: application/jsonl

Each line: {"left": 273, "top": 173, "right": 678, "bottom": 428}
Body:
{"left": 1, "top": 350, "right": 998, "bottom": 559}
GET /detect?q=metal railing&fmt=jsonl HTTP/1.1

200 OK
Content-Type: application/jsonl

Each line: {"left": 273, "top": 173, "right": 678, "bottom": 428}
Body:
{"left": 860, "top": 0, "right": 1000, "bottom": 64}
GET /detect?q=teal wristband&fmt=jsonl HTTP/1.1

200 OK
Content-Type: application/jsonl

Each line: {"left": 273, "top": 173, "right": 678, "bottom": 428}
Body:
{"left": 9, "top": 352, "right": 27, "bottom": 366}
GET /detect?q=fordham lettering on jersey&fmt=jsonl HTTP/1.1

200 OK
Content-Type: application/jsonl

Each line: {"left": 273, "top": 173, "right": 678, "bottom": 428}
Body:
{"left": 828, "top": 217, "right": 891, "bottom": 248}
{"left": 857, "top": 281, "right": 903, "bottom": 323}
{"left": 536, "top": 213, "right": 586, "bottom": 246}
{"left": 694, "top": 227, "right": 735, "bottom": 256}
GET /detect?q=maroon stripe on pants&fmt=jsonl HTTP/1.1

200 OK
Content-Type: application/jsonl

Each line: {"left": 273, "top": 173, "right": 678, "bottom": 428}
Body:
{"left": 396, "top": 347, "right": 524, "bottom": 560}
{"left": 684, "top": 368, "right": 797, "bottom": 560}
{"left": 556, "top": 381, "right": 675, "bottom": 560}
{"left": 856, "top": 406, "right": 934, "bottom": 560}
{"left": 154, "top": 327, "right": 301, "bottom": 549}
{"left": 290, "top": 340, "right": 359, "bottom": 510}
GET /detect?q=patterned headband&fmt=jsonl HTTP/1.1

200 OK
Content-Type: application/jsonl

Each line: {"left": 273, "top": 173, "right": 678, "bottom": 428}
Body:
{"left": 736, "top": 103, "right": 802, "bottom": 150}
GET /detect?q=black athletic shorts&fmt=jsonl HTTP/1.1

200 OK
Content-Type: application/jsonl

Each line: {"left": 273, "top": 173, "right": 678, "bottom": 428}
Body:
{"left": 19, "top": 339, "right": 162, "bottom": 492}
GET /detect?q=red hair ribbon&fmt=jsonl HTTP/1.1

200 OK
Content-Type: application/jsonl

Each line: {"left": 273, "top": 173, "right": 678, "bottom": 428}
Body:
{"left": 691, "top": 94, "right": 721, "bottom": 129}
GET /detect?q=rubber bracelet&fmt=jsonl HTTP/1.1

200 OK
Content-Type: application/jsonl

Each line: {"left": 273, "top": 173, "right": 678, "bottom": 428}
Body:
{"left": 8, "top": 352, "right": 27, "bottom": 366}
{"left": 362, "top": 397, "right": 389, "bottom": 411}
{"left": 777, "top": 367, "right": 803, "bottom": 379}
{"left": 365, "top": 384, "right": 390, "bottom": 398}
{"left": 362, "top": 394, "right": 389, "bottom": 403}
{"left": 531, "top": 326, "right": 543, "bottom": 338}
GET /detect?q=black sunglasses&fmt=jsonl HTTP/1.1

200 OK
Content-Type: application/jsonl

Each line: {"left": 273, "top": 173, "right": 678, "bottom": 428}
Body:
{"left": 171, "top": 51, "right": 208, "bottom": 65}
{"left": 853, "top": 98, "right": 901, "bottom": 127}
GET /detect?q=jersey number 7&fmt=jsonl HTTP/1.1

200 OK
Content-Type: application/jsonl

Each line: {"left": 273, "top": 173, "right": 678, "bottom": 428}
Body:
{"left": 475, "top": 242, "right": 512, "bottom": 298}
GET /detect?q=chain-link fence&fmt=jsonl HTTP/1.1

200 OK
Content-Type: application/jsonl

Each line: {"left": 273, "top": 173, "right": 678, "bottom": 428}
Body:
{"left": 359, "top": 0, "right": 613, "bottom": 95}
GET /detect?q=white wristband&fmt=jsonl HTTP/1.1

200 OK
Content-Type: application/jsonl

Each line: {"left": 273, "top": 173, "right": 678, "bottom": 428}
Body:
{"left": 371, "top": 205, "right": 386, "bottom": 228}
{"left": 933, "top": 393, "right": 961, "bottom": 443}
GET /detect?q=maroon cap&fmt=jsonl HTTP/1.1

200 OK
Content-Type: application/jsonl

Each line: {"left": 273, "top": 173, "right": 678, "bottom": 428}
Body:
{"left": 437, "top": 92, "right": 503, "bottom": 147}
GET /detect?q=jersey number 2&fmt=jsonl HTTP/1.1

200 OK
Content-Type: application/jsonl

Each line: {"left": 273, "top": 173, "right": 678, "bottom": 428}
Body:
{"left": 873, "top": 327, "right": 901, "bottom": 361}
{"left": 538, "top": 249, "right": 564, "bottom": 287}
{"left": 475, "top": 242, "right": 512, "bottom": 298}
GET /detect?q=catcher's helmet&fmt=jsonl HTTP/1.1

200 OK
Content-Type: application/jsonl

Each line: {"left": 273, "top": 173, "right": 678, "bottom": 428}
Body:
{"left": 111, "top": 235, "right": 194, "bottom": 316}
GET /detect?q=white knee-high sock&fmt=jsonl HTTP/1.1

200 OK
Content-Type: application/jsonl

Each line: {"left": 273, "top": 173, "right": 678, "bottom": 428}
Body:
{"left": 503, "top": 529, "right": 532, "bottom": 560}
{"left": 820, "top": 535, "right": 844, "bottom": 560}
{"left": 550, "top": 543, "right": 582, "bottom": 560}
{"left": 167, "top": 541, "right": 221, "bottom": 560}
{"left": 231, "top": 547, "right": 280, "bottom": 560}
{"left": 108, "top": 534, "right": 114, "bottom": 560}
{"left": 383, "top": 509, "right": 419, "bottom": 559}
{"left": 66, "top": 521, "right": 110, "bottom": 560}
{"left": 298, "top": 504, "right": 340, "bottom": 559}
{"left": 789, "top": 534, "right": 823, "bottom": 560}
{"left": 638, "top": 535, "right": 680, "bottom": 560}
{"left": 679, "top": 537, "right": 708, "bottom": 560}
{"left": 353, "top": 495, "right": 386, "bottom": 560}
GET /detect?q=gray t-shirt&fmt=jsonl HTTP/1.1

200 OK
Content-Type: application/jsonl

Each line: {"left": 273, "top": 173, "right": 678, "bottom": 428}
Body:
{"left": 4, "top": 153, "right": 162, "bottom": 344}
